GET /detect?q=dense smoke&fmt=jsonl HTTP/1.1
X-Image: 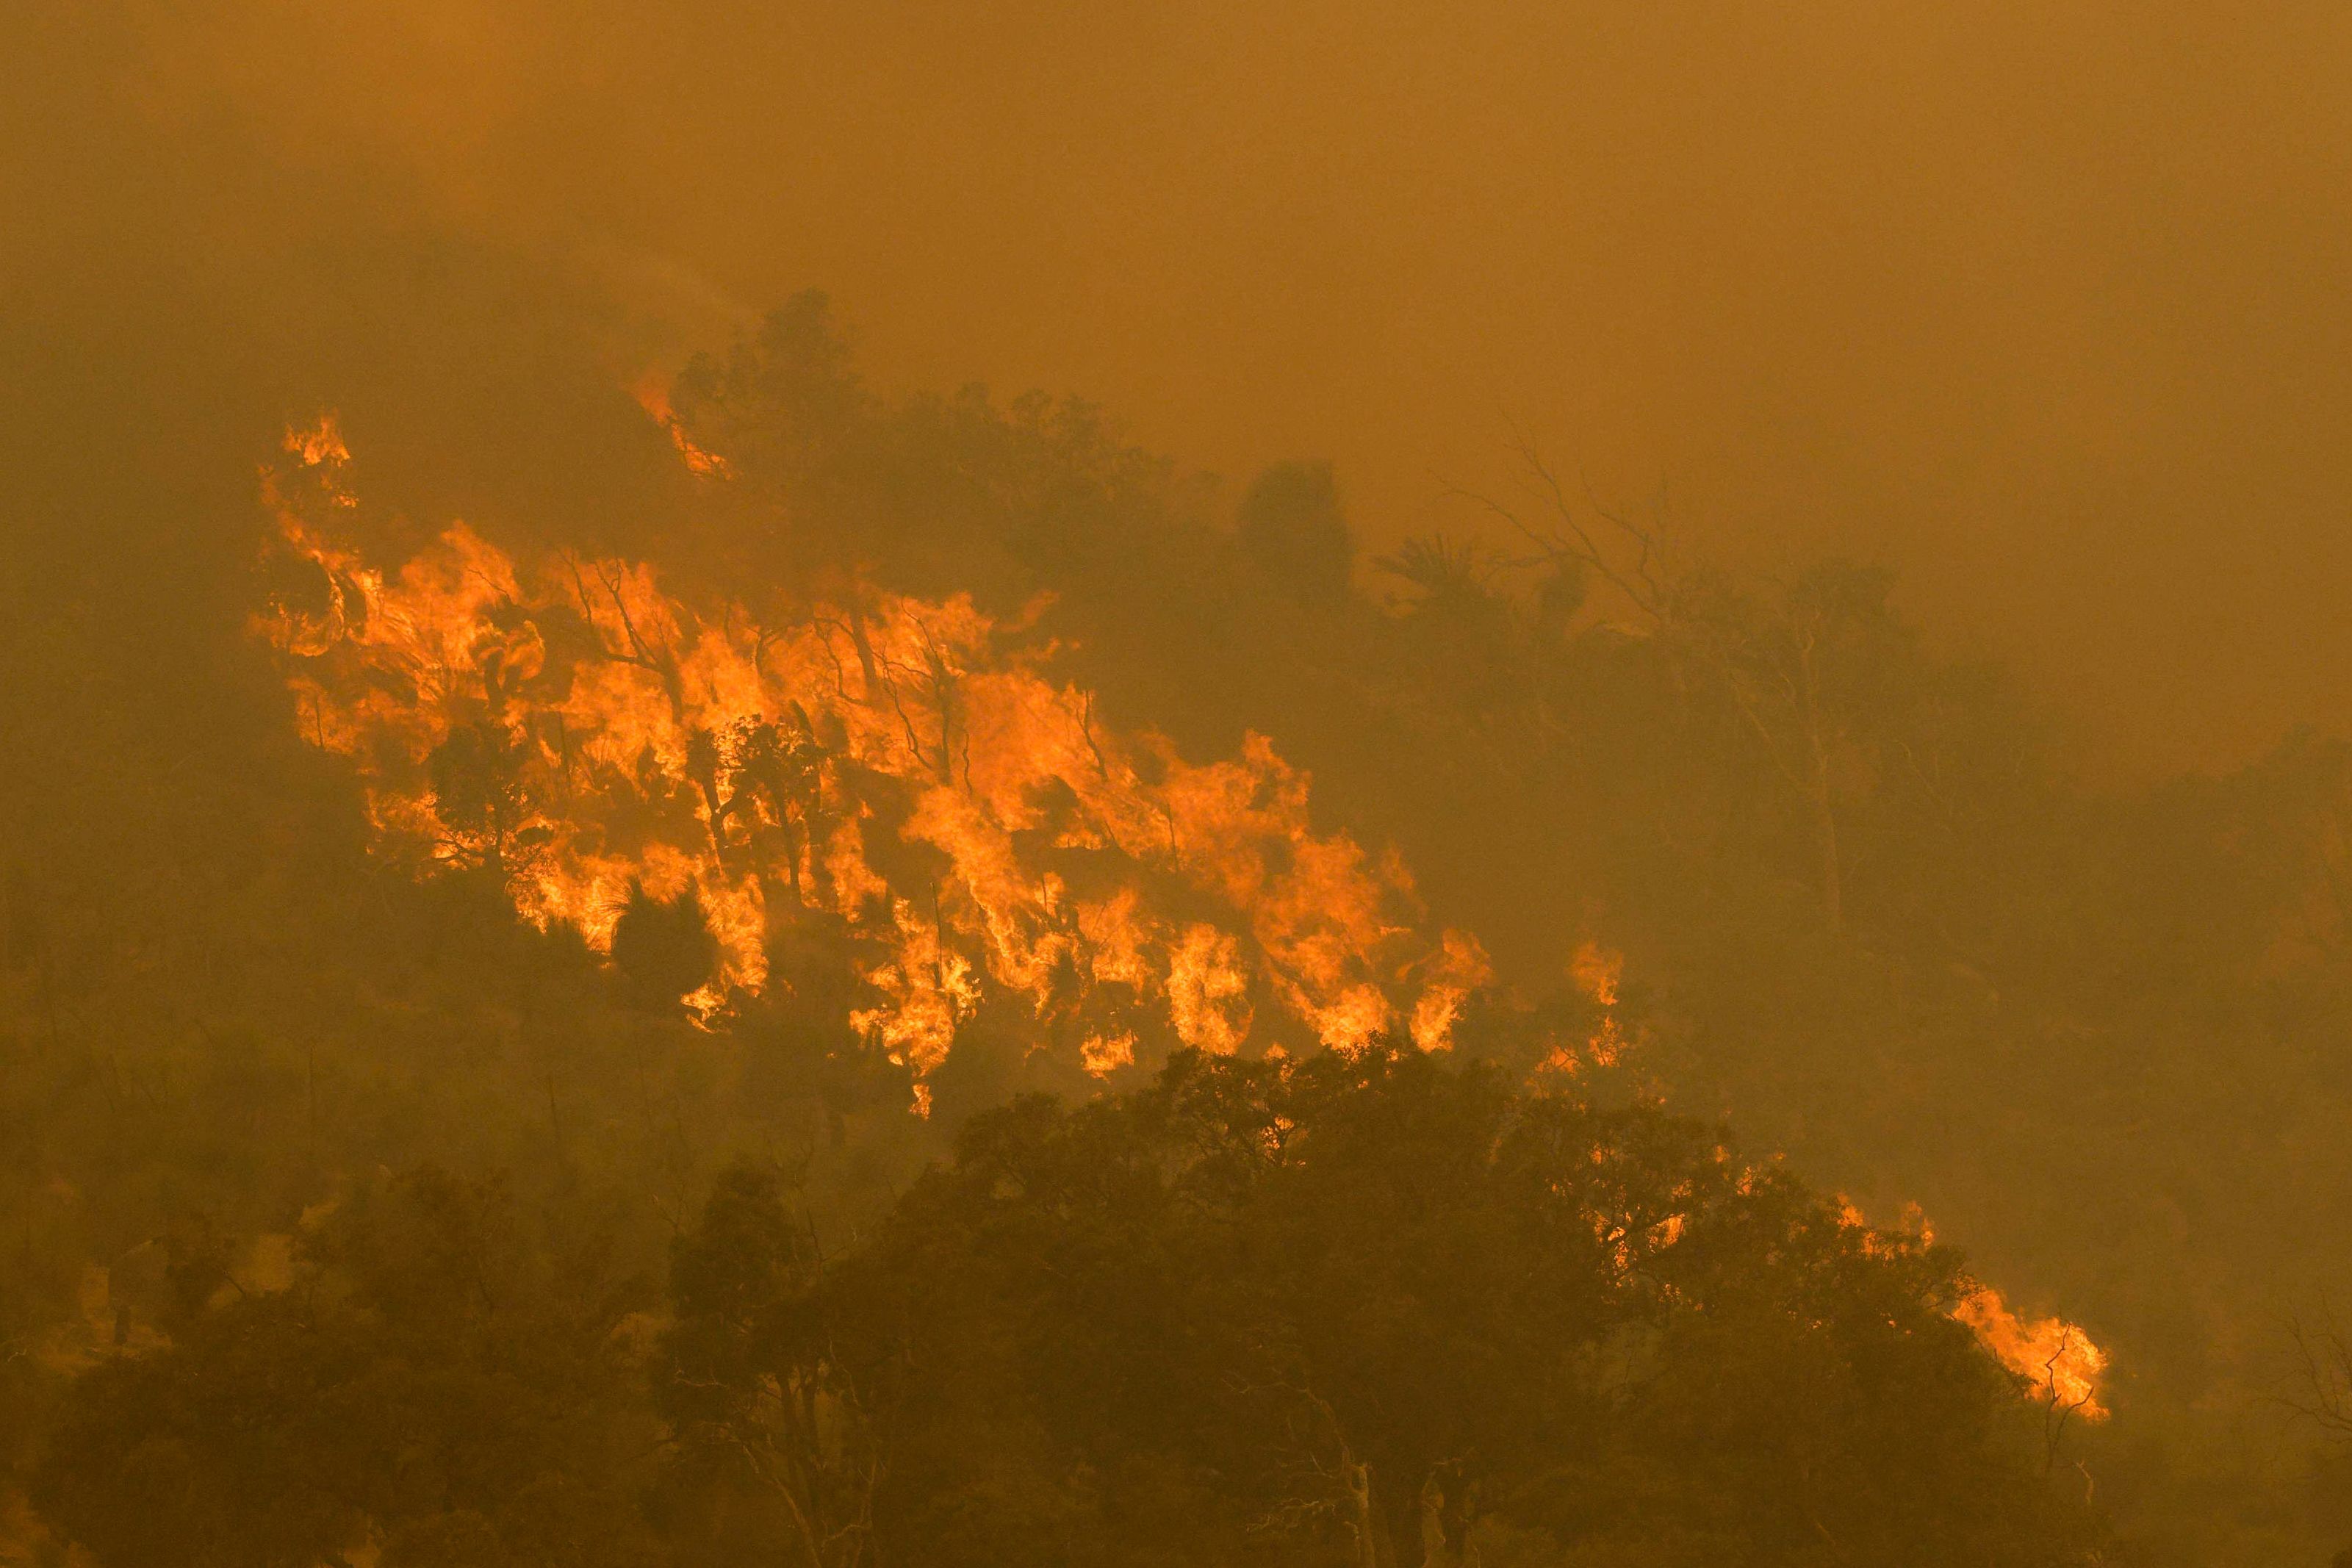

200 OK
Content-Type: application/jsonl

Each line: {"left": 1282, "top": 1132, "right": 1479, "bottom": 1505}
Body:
{"left": 7, "top": 4, "right": 2352, "bottom": 1564}
{"left": 15, "top": 1, "right": 2352, "bottom": 773}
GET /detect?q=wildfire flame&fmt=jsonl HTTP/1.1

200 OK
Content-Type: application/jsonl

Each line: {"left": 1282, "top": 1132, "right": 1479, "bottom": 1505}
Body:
{"left": 1833, "top": 1200, "right": 2108, "bottom": 1419}
{"left": 630, "top": 374, "right": 733, "bottom": 478}
{"left": 251, "top": 409, "right": 2117, "bottom": 1414}
{"left": 1954, "top": 1284, "right": 2110, "bottom": 1420}
{"left": 257, "top": 416, "right": 1489, "bottom": 1101}
{"left": 1536, "top": 938, "right": 1630, "bottom": 1078}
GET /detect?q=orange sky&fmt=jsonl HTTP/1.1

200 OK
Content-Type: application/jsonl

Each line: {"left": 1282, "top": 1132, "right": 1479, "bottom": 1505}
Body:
{"left": 13, "top": 0, "right": 2352, "bottom": 776}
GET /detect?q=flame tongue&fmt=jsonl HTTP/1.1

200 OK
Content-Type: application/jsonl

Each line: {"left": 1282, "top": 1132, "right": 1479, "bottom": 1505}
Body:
{"left": 259, "top": 419, "right": 1489, "bottom": 1095}
{"left": 1830, "top": 1195, "right": 2110, "bottom": 1421}
{"left": 1955, "top": 1284, "right": 2110, "bottom": 1420}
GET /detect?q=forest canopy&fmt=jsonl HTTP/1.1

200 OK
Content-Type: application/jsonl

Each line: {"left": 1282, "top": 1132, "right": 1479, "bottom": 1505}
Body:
{"left": 4, "top": 296, "right": 2351, "bottom": 1564}
{"left": 28, "top": 1050, "right": 2100, "bottom": 1568}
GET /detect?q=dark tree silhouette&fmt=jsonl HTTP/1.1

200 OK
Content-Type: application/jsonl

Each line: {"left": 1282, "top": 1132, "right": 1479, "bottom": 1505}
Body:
{"left": 1240, "top": 461, "right": 1354, "bottom": 604}
{"left": 610, "top": 882, "right": 721, "bottom": 1010}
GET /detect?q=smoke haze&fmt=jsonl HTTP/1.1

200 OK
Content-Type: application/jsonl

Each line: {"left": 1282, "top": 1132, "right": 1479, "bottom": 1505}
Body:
{"left": 15, "top": 0, "right": 2351, "bottom": 772}
{"left": 11, "top": 6, "right": 2352, "bottom": 1564}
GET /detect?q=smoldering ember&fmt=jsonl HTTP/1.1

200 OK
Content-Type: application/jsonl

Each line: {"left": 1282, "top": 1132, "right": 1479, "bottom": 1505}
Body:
{"left": 7, "top": 7, "right": 2352, "bottom": 1566}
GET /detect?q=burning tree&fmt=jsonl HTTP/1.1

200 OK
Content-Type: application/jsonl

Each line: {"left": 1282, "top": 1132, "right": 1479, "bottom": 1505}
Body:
{"left": 255, "top": 418, "right": 1491, "bottom": 1099}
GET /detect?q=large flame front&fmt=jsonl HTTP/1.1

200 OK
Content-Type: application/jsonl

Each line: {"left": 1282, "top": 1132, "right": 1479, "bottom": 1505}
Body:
{"left": 258, "top": 418, "right": 1489, "bottom": 1101}
{"left": 252, "top": 414, "right": 2114, "bottom": 1415}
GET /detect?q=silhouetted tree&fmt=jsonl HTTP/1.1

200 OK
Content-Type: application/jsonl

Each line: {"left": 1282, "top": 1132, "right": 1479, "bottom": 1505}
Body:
{"left": 1240, "top": 461, "right": 1353, "bottom": 604}
{"left": 824, "top": 1046, "right": 2101, "bottom": 1567}
{"left": 610, "top": 882, "right": 721, "bottom": 1010}
{"left": 428, "top": 720, "right": 536, "bottom": 873}
{"left": 30, "top": 1170, "right": 664, "bottom": 1568}
{"left": 652, "top": 1162, "right": 880, "bottom": 1567}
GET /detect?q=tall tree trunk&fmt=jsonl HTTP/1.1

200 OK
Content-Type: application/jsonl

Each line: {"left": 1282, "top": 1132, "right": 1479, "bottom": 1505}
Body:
{"left": 1342, "top": 1456, "right": 1379, "bottom": 1568}
{"left": 1797, "top": 636, "right": 1843, "bottom": 929}
{"left": 1378, "top": 1465, "right": 1428, "bottom": 1568}
{"left": 1425, "top": 1465, "right": 1479, "bottom": 1568}
{"left": 1810, "top": 772, "right": 1843, "bottom": 930}
{"left": 844, "top": 600, "right": 882, "bottom": 702}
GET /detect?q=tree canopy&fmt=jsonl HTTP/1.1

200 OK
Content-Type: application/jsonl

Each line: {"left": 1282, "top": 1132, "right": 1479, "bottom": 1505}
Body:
{"left": 6, "top": 297, "right": 2351, "bottom": 1562}
{"left": 26, "top": 1051, "right": 2100, "bottom": 1568}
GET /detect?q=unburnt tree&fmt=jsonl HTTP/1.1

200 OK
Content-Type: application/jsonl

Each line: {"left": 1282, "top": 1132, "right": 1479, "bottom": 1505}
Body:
{"left": 824, "top": 1045, "right": 2101, "bottom": 1567}
{"left": 651, "top": 1162, "right": 882, "bottom": 1568}
{"left": 31, "top": 1169, "right": 666, "bottom": 1568}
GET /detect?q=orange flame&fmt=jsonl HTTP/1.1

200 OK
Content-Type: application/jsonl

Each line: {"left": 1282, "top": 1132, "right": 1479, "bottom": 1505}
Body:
{"left": 630, "top": 373, "right": 732, "bottom": 477}
{"left": 1832, "top": 1196, "right": 2107, "bottom": 1420}
{"left": 1954, "top": 1283, "right": 2110, "bottom": 1420}
{"left": 1536, "top": 938, "right": 1628, "bottom": 1078}
{"left": 258, "top": 417, "right": 1486, "bottom": 1101}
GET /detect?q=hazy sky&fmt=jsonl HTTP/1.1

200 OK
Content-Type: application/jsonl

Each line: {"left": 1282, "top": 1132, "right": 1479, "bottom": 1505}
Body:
{"left": 14, "top": 0, "right": 2352, "bottom": 775}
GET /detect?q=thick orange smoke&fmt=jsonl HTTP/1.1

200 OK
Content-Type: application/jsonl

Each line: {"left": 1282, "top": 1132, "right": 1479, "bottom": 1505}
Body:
{"left": 257, "top": 416, "right": 1489, "bottom": 1107}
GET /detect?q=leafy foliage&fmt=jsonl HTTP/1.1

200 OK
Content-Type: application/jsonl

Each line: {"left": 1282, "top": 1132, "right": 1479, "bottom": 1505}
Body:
{"left": 24, "top": 1057, "right": 2099, "bottom": 1568}
{"left": 5, "top": 296, "right": 2350, "bottom": 1561}
{"left": 831, "top": 1047, "right": 2092, "bottom": 1567}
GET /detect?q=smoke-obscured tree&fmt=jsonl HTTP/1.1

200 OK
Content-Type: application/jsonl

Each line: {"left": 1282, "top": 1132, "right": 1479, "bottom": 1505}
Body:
{"left": 1239, "top": 461, "right": 1354, "bottom": 605}
{"left": 428, "top": 720, "right": 537, "bottom": 874}
{"left": 1662, "top": 561, "right": 1920, "bottom": 929}
{"left": 669, "top": 292, "right": 1175, "bottom": 625}
{"left": 610, "top": 882, "right": 720, "bottom": 1010}
{"left": 1375, "top": 534, "right": 1527, "bottom": 719}
{"left": 823, "top": 1046, "right": 2101, "bottom": 1567}
{"left": 650, "top": 1162, "right": 880, "bottom": 1567}
{"left": 29, "top": 1170, "right": 666, "bottom": 1568}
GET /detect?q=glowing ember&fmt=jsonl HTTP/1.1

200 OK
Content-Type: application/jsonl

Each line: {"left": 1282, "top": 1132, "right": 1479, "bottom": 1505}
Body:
{"left": 258, "top": 416, "right": 1486, "bottom": 1103}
